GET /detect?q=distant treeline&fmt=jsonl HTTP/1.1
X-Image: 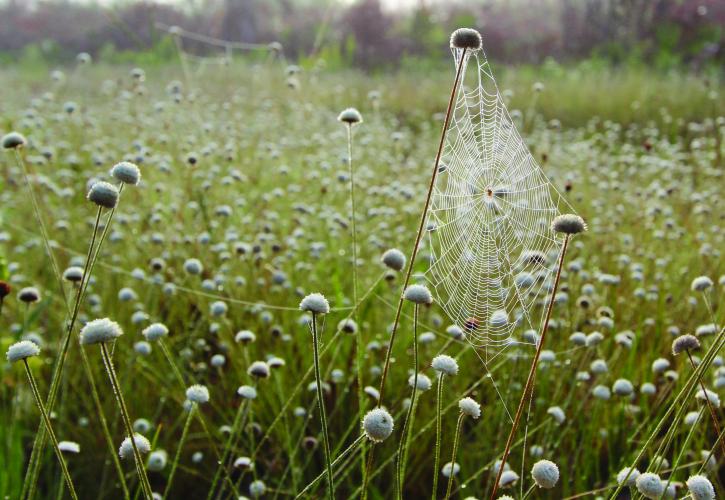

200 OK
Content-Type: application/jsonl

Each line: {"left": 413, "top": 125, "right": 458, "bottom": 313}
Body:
{"left": 0, "top": 0, "right": 723, "bottom": 70}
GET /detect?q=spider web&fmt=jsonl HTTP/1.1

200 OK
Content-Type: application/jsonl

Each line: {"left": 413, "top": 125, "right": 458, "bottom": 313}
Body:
{"left": 424, "top": 46, "right": 574, "bottom": 361}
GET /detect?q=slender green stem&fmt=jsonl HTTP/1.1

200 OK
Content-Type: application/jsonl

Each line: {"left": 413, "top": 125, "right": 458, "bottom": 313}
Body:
{"left": 295, "top": 435, "right": 365, "bottom": 499}
{"left": 311, "top": 313, "right": 335, "bottom": 500}
{"left": 444, "top": 413, "right": 465, "bottom": 500}
{"left": 660, "top": 405, "right": 704, "bottom": 498}
{"left": 23, "top": 361, "right": 78, "bottom": 500}
{"left": 207, "top": 399, "right": 248, "bottom": 500}
{"left": 99, "top": 343, "right": 154, "bottom": 500}
{"left": 377, "top": 47, "right": 469, "bottom": 405}
{"left": 686, "top": 350, "right": 725, "bottom": 456}
{"left": 490, "top": 234, "right": 570, "bottom": 500}
{"left": 396, "top": 304, "right": 419, "bottom": 499}
{"left": 432, "top": 372, "right": 445, "bottom": 500}
{"left": 164, "top": 404, "right": 195, "bottom": 500}
{"left": 23, "top": 206, "right": 103, "bottom": 500}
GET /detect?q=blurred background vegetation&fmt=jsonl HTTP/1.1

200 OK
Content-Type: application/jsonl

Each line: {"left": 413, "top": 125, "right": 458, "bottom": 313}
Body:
{"left": 0, "top": 0, "right": 723, "bottom": 72}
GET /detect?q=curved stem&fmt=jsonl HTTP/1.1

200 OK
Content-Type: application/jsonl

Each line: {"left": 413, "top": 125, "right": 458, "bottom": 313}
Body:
{"left": 23, "top": 361, "right": 78, "bottom": 500}
{"left": 396, "top": 304, "right": 419, "bottom": 499}
{"left": 489, "top": 234, "right": 569, "bottom": 500}
{"left": 444, "top": 414, "right": 464, "bottom": 500}
{"left": 377, "top": 47, "right": 469, "bottom": 405}
{"left": 686, "top": 350, "right": 725, "bottom": 456}
{"left": 432, "top": 372, "right": 445, "bottom": 499}
{"left": 295, "top": 435, "right": 365, "bottom": 499}
{"left": 99, "top": 343, "right": 153, "bottom": 500}
{"left": 311, "top": 313, "right": 334, "bottom": 500}
{"left": 164, "top": 404, "right": 195, "bottom": 500}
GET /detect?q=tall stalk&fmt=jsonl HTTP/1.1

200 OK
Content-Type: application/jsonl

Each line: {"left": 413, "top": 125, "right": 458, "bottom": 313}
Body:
{"left": 489, "top": 235, "right": 570, "bottom": 500}
{"left": 444, "top": 413, "right": 465, "bottom": 500}
{"left": 164, "top": 404, "right": 195, "bottom": 500}
{"left": 396, "top": 304, "right": 419, "bottom": 498}
{"left": 311, "top": 312, "right": 335, "bottom": 500}
{"left": 432, "top": 372, "right": 446, "bottom": 499}
{"left": 377, "top": 46, "right": 469, "bottom": 406}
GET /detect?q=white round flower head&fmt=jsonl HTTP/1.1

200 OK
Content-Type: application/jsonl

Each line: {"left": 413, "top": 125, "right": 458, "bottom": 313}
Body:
{"left": 449, "top": 28, "right": 483, "bottom": 50}
{"left": 432, "top": 354, "right": 459, "bottom": 376}
{"left": 2, "top": 131, "right": 27, "bottom": 149}
{"left": 442, "top": 462, "right": 460, "bottom": 477}
{"left": 691, "top": 276, "right": 713, "bottom": 292}
{"left": 547, "top": 406, "right": 565, "bottom": 424}
{"left": 403, "top": 284, "right": 433, "bottom": 305}
{"left": 636, "top": 472, "right": 665, "bottom": 499}
{"left": 616, "top": 466, "right": 640, "bottom": 487}
{"left": 18, "top": 286, "right": 41, "bottom": 303}
{"left": 497, "top": 497, "right": 515, "bottom": 500}
{"left": 111, "top": 161, "right": 141, "bottom": 185}
{"left": 362, "top": 408, "right": 394, "bottom": 442}
{"left": 337, "top": 319, "right": 358, "bottom": 334}
{"left": 381, "top": 248, "right": 406, "bottom": 271}
{"left": 58, "top": 441, "right": 81, "bottom": 454}
{"left": 6, "top": 340, "right": 40, "bottom": 363}
{"left": 118, "top": 433, "right": 151, "bottom": 459}
{"left": 249, "top": 479, "right": 266, "bottom": 498}
{"left": 696, "top": 388, "right": 720, "bottom": 407}
{"left": 87, "top": 181, "right": 120, "bottom": 209}
{"left": 142, "top": 323, "right": 168, "bottom": 342}
{"left": 686, "top": 475, "right": 715, "bottom": 500}
{"left": 672, "top": 334, "right": 700, "bottom": 355}
{"left": 551, "top": 214, "right": 587, "bottom": 235}
{"left": 183, "top": 258, "right": 203, "bottom": 275}
{"left": 408, "top": 373, "right": 432, "bottom": 391}
{"left": 531, "top": 459, "right": 559, "bottom": 488}
{"left": 248, "top": 361, "right": 270, "bottom": 378}
{"left": 337, "top": 107, "right": 363, "bottom": 125}
{"left": 185, "top": 384, "right": 209, "bottom": 404}
{"left": 62, "top": 266, "right": 84, "bottom": 283}
{"left": 237, "top": 385, "right": 257, "bottom": 399}
{"left": 235, "top": 330, "right": 256, "bottom": 343}
{"left": 299, "top": 293, "right": 330, "bottom": 314}
{"left": 459, "top": 397, "right": 481, "bottom": 418}
{"left": 147, "top": 449, "right": 167, "bottom": 471}
{"left": 234, "top": 456, "right": 253, "bottom": 469}
{"left": 498, "top": 470, "right": 519, "bottom": 487}
{"left": 612, "top": 378, "right": 634, "bottom": 397}
{"left": 79, "top": 318, "right": 123, "bottom": 345}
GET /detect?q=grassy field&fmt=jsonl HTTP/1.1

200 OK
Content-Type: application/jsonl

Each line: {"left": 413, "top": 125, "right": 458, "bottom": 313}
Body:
{"left": 0, "top": 55, "right": 723, "bottom": 499}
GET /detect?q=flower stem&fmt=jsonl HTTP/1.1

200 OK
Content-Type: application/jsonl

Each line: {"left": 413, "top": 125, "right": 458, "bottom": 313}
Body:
{"left": 686, "top": 350, "right": 725, "bottom": 456}
{"left": 311, "top": 313, "right": 335, "bottom": 500}
{"left": 23, "top": 360, "right": 78, "bottom": 500}
{"left": 99, "top": 343, "right": 154, "bottom": 500}
{"left": 396, "top": 304, "right": 419, "bottom": 499}
{"left": 432, "top": 372, "right": 445, "bottom": 499}
{"left": 164, "top": 403, "right": 195, "bottom": 500}
{"left": 444, "top": 413, "right": 465, "bottom": 500}
{"left": 489, "top": 234, "right": 570, "bottom": 500}
{"left": 377, "top": 47, "right": 469, "bottom": 406}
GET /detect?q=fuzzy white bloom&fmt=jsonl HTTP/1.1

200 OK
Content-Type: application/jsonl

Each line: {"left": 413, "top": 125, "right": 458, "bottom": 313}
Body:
{"left": 147, "top": 449, "right": 167, "bottom": 471}
{"left": 362, "top": 408, "right": 394, "bottom": 442}
{"left": 612, "top": 378, "right": 634, "bottom": 397}
{"left": 404, "top": 284, "right": 433, "bottom": 305}
{"left": 408, "top": 373, "right": 432, "bottom": 391}
{"left": 299, "top": 293, "right": 330, "bottom": 314}
{"left": 58, "top": 441, "right": 81, "bottom": 454}
{"left": 695, "top": 388, "right": 720, "bottom": 407}
{"left": 79, "top": 318, "right": 123, "bottom": 345}
{"left": 616, "top": 466, "right": 640, "bottom": 487}
{"left": 498, "top": 470, "right": 519, "bottom": 487}
{"left": 635, "top": 472, "right": 664, "bottom": 499}
{"left": 547, "top": 406, "right": 565, "bottom": 424}
{"left": 111, "top": 161, "right": 141, "bottom": 185}
{"left": 234, "top": 456, "right": 253, "bottom": 469}
{"left": 459, "top": 397, "right": 481, "bottom": 418}
{"left": 686, "top": 475, "right": 715, "bottom": 500}
{"left": 6, "top": 340, "right": 40, "bottom": 362}
{"left": 381, "top": 248, "right": 406, "bottom": 271}
{"left": 551, "top": 214, "right": 587, "bottom": 234}
{"left": 691, "top": 276, "right": 713, "bottom": 292}
{"left": 142, "top": 323, "right": 168, "bottom": 341}
{"left": 87, "top": 181, "right": 119, "bottom": 209}
{"left": 186, "top": 384, "right": 209, "bottom": 404}
{"left": 249, "top": 479, "right": 266, "bottom": 498}
{"left": 432, "top": 354, "right": 459, "bottom": 376}
{"left": 337, "top": 107, "right": 363, "bottom": 125}
{"left": 247, "top": 361, "right": 270, "bottom": 378}
{"left": 237, "top": 385, "right": 257, "bottom": 399}
{"left": 118, "top": 434, "right": 151, "bottom": 459}
{"left": 531, "top": 459, "right": 559, "bottom": 488}
{"left": 442, "top": 462, "right": 460, "bottom": 477}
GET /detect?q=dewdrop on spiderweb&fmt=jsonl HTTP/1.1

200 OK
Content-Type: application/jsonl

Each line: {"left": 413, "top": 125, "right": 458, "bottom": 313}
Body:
{"left": 686, "top": 475, "right": 716, "bottom": 500}
{"left": 87, "top": 181, "right": 119, "bottom": 209}
{"left": 531, "top": 459, "right": 559, "bottom": 488}
{"left": 118, "top": 434, "right": 151, "bottom": 459}
{"left": 6, "top": 340, "right": 40, "bottom": 363}
{"left": 362, "top": 408, "right": 394, "bottom": 443}
{"left": 79, "top": 318, "right": 123, "bottom": 345}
